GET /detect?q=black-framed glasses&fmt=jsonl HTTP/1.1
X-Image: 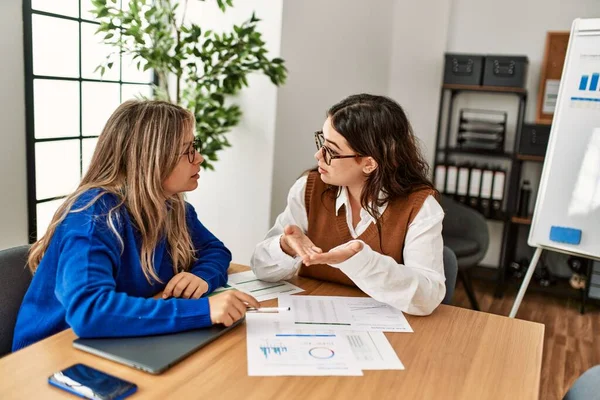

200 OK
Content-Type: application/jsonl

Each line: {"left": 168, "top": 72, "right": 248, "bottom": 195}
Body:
{"left": 181, "top": 137, "right": 203, "bottom": 163}
{"left": 314, "top": 131, "right": 362, "bottom": 166}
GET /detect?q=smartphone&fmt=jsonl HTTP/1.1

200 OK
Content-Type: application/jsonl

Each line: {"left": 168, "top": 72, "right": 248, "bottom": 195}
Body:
{"left": 48, "top": 363, "right": 137, "bottom": 400}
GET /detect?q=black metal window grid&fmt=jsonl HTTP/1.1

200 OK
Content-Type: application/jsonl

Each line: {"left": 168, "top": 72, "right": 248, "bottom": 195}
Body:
{"left": 23, "top": 0, "right": 153, "bottom": 241}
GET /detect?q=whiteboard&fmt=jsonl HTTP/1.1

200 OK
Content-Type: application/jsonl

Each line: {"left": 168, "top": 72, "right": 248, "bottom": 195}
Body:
{"left": 528, "top": 18, "right": 600, "bottom": 261}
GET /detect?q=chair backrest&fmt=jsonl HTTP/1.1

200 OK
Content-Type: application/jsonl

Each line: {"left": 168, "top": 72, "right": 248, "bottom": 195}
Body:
{"left": 0, "top": 245, "right": 32, "bottom": 357}
{"left": 564, "top": 365, "right": 600, "bottom": 400}
{"left": 440, "top": 195, "right": 490, "bottom": 265}
{"left": 442, "top": 246, "right": 457, "bottom": 305}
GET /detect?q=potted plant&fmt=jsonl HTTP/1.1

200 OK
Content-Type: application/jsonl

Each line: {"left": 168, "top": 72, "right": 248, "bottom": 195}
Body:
{"left": 91, "top": 0, "right": 287, "bottom": 169}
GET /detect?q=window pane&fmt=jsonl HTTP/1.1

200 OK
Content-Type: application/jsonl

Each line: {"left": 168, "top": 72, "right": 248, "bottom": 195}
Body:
{"left": 122, "top": 53, "right": 153, "bottom": 83}
{"left": 121, "top": 84, "right": 153, "bottom": 102}
{"left": 82, "top": 138, "right": 99, "bottom": 176}
{"left": 81, "top": 22, "right": 120, "bottom": 81}
{"left": 32, "top": 15, "right": 79, "bottom": 78}
{"left": 32, "top": 0, "right": 78, "bottom": 18}
{"left": 81, "top": 0, "right": 127, "bottom": 21}
{"left": 34, "top": 79, "right": 80, "bottom": 139}
{"left": 80, "top": 0, "right": 97, "bottom": 21}
{"left": 82, "top": 82, "right": 120, "bottom": 136}
{"left": 36, "top": 198, "right": 66, "bottom": 240}
{"left": 35, "top": 140, "right": 81, "bottom": 199}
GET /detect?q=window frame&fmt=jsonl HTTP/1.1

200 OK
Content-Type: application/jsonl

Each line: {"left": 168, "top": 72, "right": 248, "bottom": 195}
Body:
{"left": 23, "top": 0, "right": 154, "bottom": 241}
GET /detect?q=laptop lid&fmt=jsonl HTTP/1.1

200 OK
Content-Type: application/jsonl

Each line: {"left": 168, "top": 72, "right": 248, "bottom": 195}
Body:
{"left": 73, "top": 318, "right": 243, "bottom": 374}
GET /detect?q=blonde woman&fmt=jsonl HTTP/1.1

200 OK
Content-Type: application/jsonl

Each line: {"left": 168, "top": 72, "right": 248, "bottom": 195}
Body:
{"left": 13, "top": 100, "right": 259, "bottom": 352}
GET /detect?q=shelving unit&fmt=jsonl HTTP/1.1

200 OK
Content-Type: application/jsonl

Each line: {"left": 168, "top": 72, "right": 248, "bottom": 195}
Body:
{"left": 470, "top": 265, "right": 597, "bottom": 306}
{"left": 496, "top": 153, "right": 544, "bottom": 297}
{"left": 435, "top": 83, "right": 594, "bottom": 309}
{"left": 433, "top": 84, "right": 528, "bottom": 298}
{"left": 511, "top": 216, "right": 532, "bottom": 225}
{"left": 440, "top": 148, "right": 514, "bottom": 159}
{"left": 515, "top": 154, "right": 544, "bottom": 162}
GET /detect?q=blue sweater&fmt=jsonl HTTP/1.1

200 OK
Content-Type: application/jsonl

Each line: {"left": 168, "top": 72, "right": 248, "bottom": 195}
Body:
{"left": 12, "top": 190, "right": 231, "bottom": 351}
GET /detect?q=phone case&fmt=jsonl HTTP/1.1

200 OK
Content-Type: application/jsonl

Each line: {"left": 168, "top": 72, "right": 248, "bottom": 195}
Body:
{"left": 48, "top": 363, "right": 137, "bottom": 400}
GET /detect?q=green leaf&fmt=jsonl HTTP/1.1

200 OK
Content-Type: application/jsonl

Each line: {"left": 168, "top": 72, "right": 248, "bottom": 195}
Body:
{"left": 89, "top": 0, "right": 286, "bottom": 170}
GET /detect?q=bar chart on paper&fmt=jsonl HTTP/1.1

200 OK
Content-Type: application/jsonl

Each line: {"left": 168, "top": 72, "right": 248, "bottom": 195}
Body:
{"left": 246, "top": 313, "right": 404, "bottom": 374}
{"left": 246, "top": 313, "right": 362, "bottom": 376}
{"left": 248, "top": 336, "right": 362, "bottom": 376}
{"left": 259, "top": 342, "right": 288, "bottom": 359}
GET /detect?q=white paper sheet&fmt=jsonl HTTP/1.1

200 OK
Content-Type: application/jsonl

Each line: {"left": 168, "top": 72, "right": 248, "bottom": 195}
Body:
{"left": 245, "top": 313, "right": 362, "bottom": 376}
{"left": 343, "top": 331, "right": 404, "bottom": 370}
{"left": 212, "top": 271, "right": 304, "bottom": 301}
{"left": 542, "top": 79, "right": 560, "bottom": 114}
{"left": 278, "top": 295, "right": 413, "bottom": 332}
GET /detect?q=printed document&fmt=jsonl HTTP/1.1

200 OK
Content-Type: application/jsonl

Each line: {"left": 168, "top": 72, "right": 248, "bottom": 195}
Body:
{"left": 278, "top": 295, "right": 413, "bottom": 332}
{"left": 246, "top": 313, "right": 362, "bottom": 376}
{"left": 213, "top": 270, "right": 304, "bottom": 301}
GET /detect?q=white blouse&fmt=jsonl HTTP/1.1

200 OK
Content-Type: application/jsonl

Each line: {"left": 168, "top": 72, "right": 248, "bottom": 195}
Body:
{"left": 251, "top": 175, "right": 446, "bottom": 315}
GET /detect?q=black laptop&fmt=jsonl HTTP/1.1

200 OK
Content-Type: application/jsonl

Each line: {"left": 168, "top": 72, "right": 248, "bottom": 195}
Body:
{"left": 73, "top": 318, "right": 244, "bottom": 374}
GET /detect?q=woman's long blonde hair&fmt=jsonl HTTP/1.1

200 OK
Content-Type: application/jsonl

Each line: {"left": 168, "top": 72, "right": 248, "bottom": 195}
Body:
{"left": 28, "top": 100, "right": 197, "bottom": 283}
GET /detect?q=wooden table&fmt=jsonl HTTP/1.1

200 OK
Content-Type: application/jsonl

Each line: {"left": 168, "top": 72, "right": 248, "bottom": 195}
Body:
{"left": 0, "top": 264, "right": 544, "bottom": 400}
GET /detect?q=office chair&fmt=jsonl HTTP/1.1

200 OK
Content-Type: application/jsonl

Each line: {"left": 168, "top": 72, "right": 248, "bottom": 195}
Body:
{"left": 440, "top": 196, "right": 489, "bottom": 311}
{"left": 564, "top": 365, "right": 600, "bottom": 399}
{"left": 442, "top": 246, "right": 458, "bottom": 305}
{"left": 0, "top": 245, "right": 32, "bottom": 356}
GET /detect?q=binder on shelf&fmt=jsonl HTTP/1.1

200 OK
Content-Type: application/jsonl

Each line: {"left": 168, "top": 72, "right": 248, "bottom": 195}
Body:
{"left": 456, "top": 165, "right": 470, "bottom": 204}
{"left": 480, "top": 168, "right": 494, "bottom": 217}
{"left": 434, "top": 164, "right": 447, "bottom": 193}
{"left": 446, "top": 164, "right": 458, "bottom": 195}
{"left": 491, "top": 169, "right": 506, "bottom": 219}
{"left": 468, "top": 167, "right": 483, "bottom": 210}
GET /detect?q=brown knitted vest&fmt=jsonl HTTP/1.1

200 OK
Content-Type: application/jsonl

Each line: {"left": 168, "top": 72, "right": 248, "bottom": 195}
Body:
{"left": 298, "top": 171, "right": 435, "bottom": 286}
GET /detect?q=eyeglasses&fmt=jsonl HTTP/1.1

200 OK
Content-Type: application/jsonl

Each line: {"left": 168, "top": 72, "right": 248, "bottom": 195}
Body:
{"left": 181, "top": 137, "right": 203, "bottom": 164}
{"left": 314, "top": 131, "right": 362, "bottom": 166}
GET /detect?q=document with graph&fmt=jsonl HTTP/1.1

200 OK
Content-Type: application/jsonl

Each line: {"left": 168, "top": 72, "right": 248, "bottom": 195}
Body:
{"left": 245, "top": 313, "right": 362, "bottom": 376}
{"left": 278, "top": 295, "right": 413, "bottom": 332}
{"left": 246, "top": 313, "right": 403, "bottom": 375}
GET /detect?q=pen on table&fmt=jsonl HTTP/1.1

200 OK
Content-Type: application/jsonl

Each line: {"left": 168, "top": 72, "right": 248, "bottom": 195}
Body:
{"left": 246, "top": 307, "right": 291, "bottom": 313}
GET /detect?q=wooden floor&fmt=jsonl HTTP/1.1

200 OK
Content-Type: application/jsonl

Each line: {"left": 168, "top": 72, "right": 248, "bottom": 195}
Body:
{"left": 453, "top": 278, "right": 600, "bottom": 400}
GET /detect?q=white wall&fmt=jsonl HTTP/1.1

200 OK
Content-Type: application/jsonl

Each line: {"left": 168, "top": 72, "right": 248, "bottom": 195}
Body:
{"left": 184, "top": 0, "right": 283, "bottom": 264}
{"left": 388, "top": 0, "right": 452, "bottom": 165}
{"left": 0, "top": 0, "right": 28, "bottom": 251}
{"left": 270, "top": 0, "right": 395, "bottom": 224}
{"left": 5, "top": 0, "right": 599, "bottom": 267}
{"left": 447, "top": 0, "right": 600, "bottom": 122}
{"left": 445, "top": 0, "right": 600, "bottom": 267}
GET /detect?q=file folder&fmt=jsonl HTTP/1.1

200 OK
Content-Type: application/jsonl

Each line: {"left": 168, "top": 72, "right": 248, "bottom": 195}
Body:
{"left": 468, "top": 167, "right": 482, "bottom": 210}
{"left": 480, "top": 168, "right": 494, "bottom": 218}
{"left": 445, "top": 165, "right": 458, "bottom": 195}
{"left": 456, "top": 165, "right": 470, "bottom": 204}
{"left": 434, "top": 165, "right": 447, "bottom": 193}
{"left": 491, "top": 169, "right": 506, "bottom": 219}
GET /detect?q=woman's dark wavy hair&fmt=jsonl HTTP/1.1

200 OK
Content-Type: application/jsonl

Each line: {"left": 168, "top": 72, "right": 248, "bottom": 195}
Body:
{"left": 325, "top": 93, "right": 435, "bottom": 223}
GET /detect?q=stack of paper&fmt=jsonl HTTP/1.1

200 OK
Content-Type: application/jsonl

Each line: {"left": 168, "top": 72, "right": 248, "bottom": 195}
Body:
{"left": 246, "top": 295, "right": 410, "bottom": 376}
